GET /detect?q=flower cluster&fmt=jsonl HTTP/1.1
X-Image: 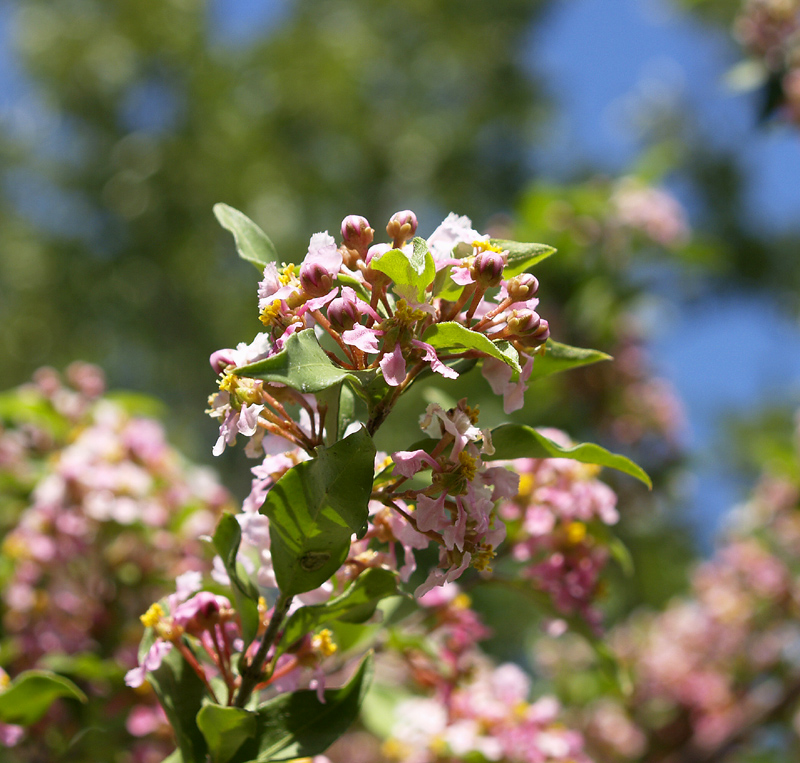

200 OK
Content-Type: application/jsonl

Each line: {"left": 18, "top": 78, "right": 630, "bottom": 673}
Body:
{"left": 323, "top": 584, "right": 592, "bottom": 763}
{"left": 533, "top": 414, "right": 800, "bottom": 762}
{"left": 496, "top": 434, "right": 620, "bottom": 631}
{"left": 207, "top": 209, "right": 551, "bottom": 461}
{"left": 0, "top": 365, "right": 231, "bottom": 758}
{"left": 735, "top": 0, "right": 800, "bottom": 125}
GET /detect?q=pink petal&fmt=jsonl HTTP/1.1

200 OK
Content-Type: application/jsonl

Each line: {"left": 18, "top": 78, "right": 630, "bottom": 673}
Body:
{"left": 342, "top": 325, "right": 383, "bottom": 353}
{"left": 392, "top": 449, "right": 439, "bottom": 478}
{"left": 411, "top": 340, "right": 458, "bottom": 380}
{"left": 380, "top": 344, "right": 407, "bottom": 386}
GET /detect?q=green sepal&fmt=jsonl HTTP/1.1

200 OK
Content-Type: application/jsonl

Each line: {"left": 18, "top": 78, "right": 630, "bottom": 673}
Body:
{"left": 197, "top": 705, "right": 257, "bottom": 763}
{"left": 212, "top": 514, "right": 261, "bottom": 645}
{"left": 214, "top": 203, "right": 278, "bottom": 271}
{"left": 235, "top": 329, "right": 358, "bottom": 394}
{"left": 276, "top": 569, "right": 400, "bottom": 658}
{"left": 0, "top": 670, "right": 87, "bottom": 726}
{"left": 229, "top": 653, "right": 373, "bottom": 763}
{"left": 261, "top": 428, "right": 376, "bottom": 595}
{"left": 491, "top": 239, "right": 556, "bottom": 278}
{"left": 486, "top": 424, "right": 652, "bottom": 488}
{"left": 421, "top": 322, "right": 521, "bottom": 372}
{"left": 529, "top": 340, "right": 612, "bottom": 382}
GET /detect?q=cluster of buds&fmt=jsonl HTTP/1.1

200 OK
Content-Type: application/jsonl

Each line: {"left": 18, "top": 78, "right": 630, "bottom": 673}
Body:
{"left": 207, "top": 210, "right": 551, "bottom": 460}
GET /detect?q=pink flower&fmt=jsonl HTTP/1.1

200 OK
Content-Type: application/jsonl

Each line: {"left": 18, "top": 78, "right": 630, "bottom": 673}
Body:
{"left": 125, "top": 640, "right": 173, "bottom": 688}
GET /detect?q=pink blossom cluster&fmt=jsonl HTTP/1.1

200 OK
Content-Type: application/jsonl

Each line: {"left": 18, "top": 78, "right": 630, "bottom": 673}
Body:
{"left": 735, "top": 0, "right": 800, "bottom": 125}
{"left": 534, "top": 429, "right": 800, "bottom": 762}
{"left": 0, "top": 365, "right": 231, "bottom": 756}
{"left": 207, "top": 210, "right": 551, "bottom": 460}
{"left": 495, "top": 434, "right": 620, "bottom": 630}
{"left": 324, "top": 584, "right": 592, "bottom": 763}
{"left": 610, "top": 179, "right": 690, "bottom": 249}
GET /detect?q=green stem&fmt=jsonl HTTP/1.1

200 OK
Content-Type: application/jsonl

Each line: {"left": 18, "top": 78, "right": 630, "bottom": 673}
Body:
{"left": 234, "top": 592, "right": 294, "bottom": 708}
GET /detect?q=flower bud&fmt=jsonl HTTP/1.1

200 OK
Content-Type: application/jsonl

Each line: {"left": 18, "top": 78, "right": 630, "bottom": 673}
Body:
{"left": 299, "top": 260, "right": 334, "bottom": 297}
{"left": 506, "top": 309, "right": 542, "bottom": 337}
{"left": 519, "top": 318, "right": 550, "bottom": 347}
{"left": 328, "top": 294, "right": 360, "bottom": 331}
{"left": 505, "top": 273, "right": 539, "bottom": 302}
{"left": 386, "top": 210, "right": 418, "bottom": 248}
{"left": 341, "top": 215, "right": 374, "bottom": 256}
{"left": 470, "top": 251, "right": 505, "bottom": 288}
{"left": 363, "top": 244, "right": 392, "bottom": 288}
{"left": 210, "top": 349, "right": 237, "bottom": 374}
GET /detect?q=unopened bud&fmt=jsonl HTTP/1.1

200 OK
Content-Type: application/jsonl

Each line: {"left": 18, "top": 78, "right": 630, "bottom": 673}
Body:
{"left": 328, "top": 295, "right": 359, "bottom": 331}
{"left": 470, "top": 251, "right": 505, "bottom": 288}
{"left": 363, "top": 244, "right": 392, "bottom": 288}
{"left": 505, "top": 273, "right": 539, "bottom": 302}
{"left": 299, "top": 260, "right": 334, "bottom": 297}
{"left": 506, "top": 309, "right": 542, "bottom": 337}
{"left": 210, "top": 349, "right": 237, "bottom": 374}
{"left": 341, "top": 215, "right": 374, "bottom": 256}
{"left": 519, "top": 318, "right": 550, "bottom": 347}
{"left": 386, "top": 210, "right": 418, "bottom": 248}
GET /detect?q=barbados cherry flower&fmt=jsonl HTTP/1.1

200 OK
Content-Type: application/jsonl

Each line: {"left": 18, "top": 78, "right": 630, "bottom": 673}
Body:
{"left": 207, "top": 209, "right": 551, "bottom": 460}
{"left": 495, "top": 430, "right": 620, "bottom": 632}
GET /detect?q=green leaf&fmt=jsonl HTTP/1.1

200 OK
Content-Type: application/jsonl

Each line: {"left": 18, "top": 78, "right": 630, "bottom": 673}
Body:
{"left": 214, "top": 203, "right": 277, "bottom": 271}
{"left": 261, "top": 428, "right": 376, "bottom": 595}
{"left": 491, "top": 239, "right": 556, "bottom": 278}
{"left": 144, "top": 639, "right": 209, "bottom": 763}
{"left": 370, "top": 238, "right": 435, "bottom": 302}
{"left": 161, "top": 751, "right": 184, "bottom": 763}
{"left": 421, "top": 322, "right": 521, "bottom": 372}
{"left": 230, "top": 654, "right": 373, "bottom": 763}
{"left": 197, "top": 705, "right": 257, "bottom": 763}
{"left": 235, "top": 329, "right": 357, "bottom": 393}
{"left": 486, "top": 425, "right": 652, "bottom": 488}
{"left": 529, "top": 341, "right": 611, "bottom": 382}
{"left": 278, "top": 569, "right": 400, "bottom": 657}
{"left": 213, "top": 514, "right": 260, "bottom": 645}
{"left": 0, "top": 670, "right": 87, "bottom": 726}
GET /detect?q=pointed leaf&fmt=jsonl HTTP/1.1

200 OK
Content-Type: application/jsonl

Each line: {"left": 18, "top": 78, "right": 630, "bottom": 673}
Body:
{"left": 214, "top": 203, "right": 277, "bottom": 271}
{"left": 261, "top": 428, "right": 376, "bottom": 595}
{"left": 487, "top": 424, "right": 651, "bottom": 488}
{"left": 529, "top": 341, "right": 612, "bottom": 381}
{"left": 278, "top": 569, "right": 400, "bottom": 657}
{"left": 491, "top": 239, "right": 556, "bottom": 278}
{"left": 235, "top": 329, "right": 357, "bottom": 393}
{"left": 230, "top": 654, "right": 373, "bottom": 762}
{"left": 197, "top": 705, "right": 257, "bottom": 763}
{"left": 144, "top": 641, "right": 209, "bottom": 763}
{"left": 0, "top": 671, "right": 87, "bottom": 726}
{"left": 421, "top": 322, "right": 521, "bottom": 372}
{"left": 213, "top": 514, "right": 260, "bottom": 645}
{"left": 371, "top": 238, "right": 435, "bottom": 302}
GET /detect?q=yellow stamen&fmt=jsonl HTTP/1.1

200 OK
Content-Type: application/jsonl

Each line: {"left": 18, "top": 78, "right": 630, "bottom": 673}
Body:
{"left": 472, "top": 545, "right": 495, "bottom": 572}
{"left": 218, "top": 372, "right": 238, "bottom": 393}
{"left": 278, "top": 263, "right": 297, "bottom": 286}
{"left": 453, "top": 593, "right": 472, "bottom": 610}
{"left": 518, "top": 473, "right": 535, "bottom": 497}
{"left": 140, "top": 603, "right": 165, "bottom": 629}
{"left": 259, "top": 298, "right": 284, "bottom": 326}
{"left": 458, "top": 451, "right": 478, "bottom": 482}
{"left": 311, "top": 629, "right": 337, "bottom": 658}
{"left": 472, "top": 240, "right": 504, "bottom": 254}
{"left": 565, "top": 521, "right": 587, "bottom": 545}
